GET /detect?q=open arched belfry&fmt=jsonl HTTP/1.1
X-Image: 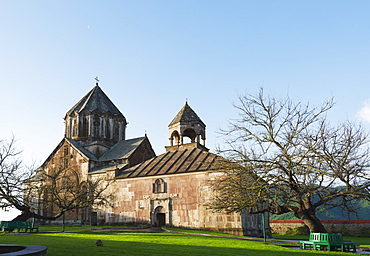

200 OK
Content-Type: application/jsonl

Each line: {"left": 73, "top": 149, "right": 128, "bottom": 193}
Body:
{"left": 36, "top": 81, "right": 268, "bottom": 237}
{"left": 168, "top": 102, "right": 206, "bottom": 148}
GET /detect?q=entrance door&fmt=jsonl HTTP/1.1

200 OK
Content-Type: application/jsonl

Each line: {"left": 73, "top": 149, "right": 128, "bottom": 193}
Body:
{"left": 153, "top": 206, "right": 166, "bottom": 227}
{"left": 90, "top": 212, "right": 97, "bottom": 226}
{"left": 157, "top": 213, "right": 165, "bottom": 227}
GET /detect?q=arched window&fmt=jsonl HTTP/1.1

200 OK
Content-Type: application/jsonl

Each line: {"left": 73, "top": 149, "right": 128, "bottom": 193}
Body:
{"left": 153, "top": 178, "right": 166, "bottom": 193}
{"left": 113, "top": 123, "right": 119, "bottom": 141}
{"left": 105, "top": 119, "right": 110, "bottom": 139}
{"left": 72, "top": 118, "right": 77, "bottom": 137}
{"left": 81, "top": 116, "right": 88, "bottom": 137}
{"left": 63, "top": 146, "right": 69, "bottom": 168}
{"left": 170, "top": 131, "right": 180, "bottom": 146}
{"left": 93, "top": 115, "right": 100, "bottom": 137}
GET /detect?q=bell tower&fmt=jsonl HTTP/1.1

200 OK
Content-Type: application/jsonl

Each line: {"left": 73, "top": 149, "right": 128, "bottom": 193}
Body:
{"left": 166, "top": 102, "right": 207, "bottom": 152}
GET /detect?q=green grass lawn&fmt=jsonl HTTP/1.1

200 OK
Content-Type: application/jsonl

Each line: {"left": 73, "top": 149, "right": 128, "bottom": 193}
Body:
{"left": 0, "top": 230, "right": 365, "bottom": 256}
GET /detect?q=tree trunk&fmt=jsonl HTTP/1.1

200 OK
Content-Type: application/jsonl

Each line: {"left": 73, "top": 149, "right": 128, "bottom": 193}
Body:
{"left": 12, "top": 211, "right": 33, "bottom": 221}
{"left": 62, "top": 214, "right": 65, "bottom": 232}
{"left": 297, "top": 211, "right": 327, "bottom": 233}
{"left": 11, "top": 207, "right": 63, "bottom": 221}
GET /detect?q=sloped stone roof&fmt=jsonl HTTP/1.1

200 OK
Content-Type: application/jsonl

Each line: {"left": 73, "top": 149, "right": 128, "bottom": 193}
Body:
{"left": 89, "top": 163, "right": 129, "bottom": 174}
{"left": 41, "top": 136, "right": 148, "bottom": 172}
{"left": 41, "top": 137, "right": 99, "bottom": 168}
{"left": 99, "top": 137, "right": 146, "bottom": 161}
{"left": 66, "top": 137, "right": 99, "bottom": 161}
{"left": 169, "top": 102, "right": 205, "bottom": 127}
{"left": 117, "top": 147, "right": 219, "bottom": 179}
{"left": 66, "top": 85, "right": 125, "bottom": 120}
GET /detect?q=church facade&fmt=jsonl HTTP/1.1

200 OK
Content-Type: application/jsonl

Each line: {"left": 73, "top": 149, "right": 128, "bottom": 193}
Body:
{"left": 37, "top": 83, "right": 267, "bottom": 237}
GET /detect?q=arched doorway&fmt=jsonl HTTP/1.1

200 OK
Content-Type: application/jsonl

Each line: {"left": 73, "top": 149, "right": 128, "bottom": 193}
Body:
{"left": 153, "top": 206, "right": 166, "bottom": 227}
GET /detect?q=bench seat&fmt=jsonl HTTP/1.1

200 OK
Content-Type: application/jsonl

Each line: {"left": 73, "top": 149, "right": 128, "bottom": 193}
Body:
{"left": 0, "top": 221, "right": 39, "bottom": 232}
{"left": 300, "top": 233, "right": 356, "bottom": 253}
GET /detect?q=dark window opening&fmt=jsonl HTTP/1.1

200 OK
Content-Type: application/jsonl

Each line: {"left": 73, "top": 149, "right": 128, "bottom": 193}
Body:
{"left": 153, "top": 178, "right": 166, "bottom": 193}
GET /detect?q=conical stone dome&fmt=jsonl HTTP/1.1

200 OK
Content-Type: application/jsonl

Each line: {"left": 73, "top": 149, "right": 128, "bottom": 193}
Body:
{"left": 64, "top": 84, "right": 127, "bottom": 146}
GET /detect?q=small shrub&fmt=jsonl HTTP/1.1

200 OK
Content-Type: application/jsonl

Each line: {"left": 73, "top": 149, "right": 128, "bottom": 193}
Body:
{"left": 294, "top": 226, "right": 308, "bottom": 235}
{"left": 357, "top": 227, "right": 370, "bottom": 237}
{"left": 284, "top": 227, "right": 294, "bottom": 234}
{"left": 339, "top": 224, "right": 351, "bottom": 236}
{"left": 329, "top": 224, "right": 337, "bottom": 233}
{"left": 283, "top": 226, "right": 308, "bottom": 235}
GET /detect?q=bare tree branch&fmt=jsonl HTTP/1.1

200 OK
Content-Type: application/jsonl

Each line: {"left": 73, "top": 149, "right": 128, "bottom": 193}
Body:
{"left": 0, "top": 136, "right": 114, "bottom": 221}
{"left": 210, "top": 89, "right": 370, "bottom": 233}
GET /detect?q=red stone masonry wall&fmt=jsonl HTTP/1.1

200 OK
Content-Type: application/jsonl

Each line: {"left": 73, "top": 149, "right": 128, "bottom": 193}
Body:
{"left": 42, "top": 140, "right": 90, "bottom": 224}
{"left": 100, "top": 171, "right": 245, "bottom": 235}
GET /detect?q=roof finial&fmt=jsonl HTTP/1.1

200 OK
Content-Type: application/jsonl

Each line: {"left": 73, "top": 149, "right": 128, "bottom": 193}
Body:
{"left": 186, "top": 98, "right": 188, "bottom": 104}
{"left": 95, "top": 76, "right": 100, "bottom": 86}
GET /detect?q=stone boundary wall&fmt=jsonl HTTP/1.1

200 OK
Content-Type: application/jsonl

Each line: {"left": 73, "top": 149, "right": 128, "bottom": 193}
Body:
{"left": 270, "top": 220, "right": 370, "bottom": 236}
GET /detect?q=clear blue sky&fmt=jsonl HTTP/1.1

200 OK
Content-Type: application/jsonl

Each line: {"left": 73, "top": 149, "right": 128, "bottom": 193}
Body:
{"left": 1, "top": 1, "right": 370, "bottom": 219}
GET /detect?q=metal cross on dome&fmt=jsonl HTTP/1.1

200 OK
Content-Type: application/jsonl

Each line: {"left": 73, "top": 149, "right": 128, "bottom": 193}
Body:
{"left": 95, "top": 76, "right": 100, "bottom": 84}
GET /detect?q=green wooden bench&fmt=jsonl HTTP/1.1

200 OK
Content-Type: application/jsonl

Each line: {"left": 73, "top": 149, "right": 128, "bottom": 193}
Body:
{"left": 26, "top": 221, "right": 39, "bottom": 232}
{"left": 0, "top": 221, "right": 27, "bottom": 232}
{"left": 0, "top": 221, "right": 38, "bottom": 232}
{"left": 300, "top": 233, "right": 356, "bottom": 252}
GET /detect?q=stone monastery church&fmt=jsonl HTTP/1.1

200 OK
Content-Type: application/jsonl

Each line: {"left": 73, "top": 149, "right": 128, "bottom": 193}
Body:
{"left": 39, "top": 82, "right": 264, "bottom": 237}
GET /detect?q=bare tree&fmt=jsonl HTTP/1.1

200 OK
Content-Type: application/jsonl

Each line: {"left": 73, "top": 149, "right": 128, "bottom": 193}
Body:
{"left": 210, "top": 89, "right": 370, "bottom": 233}
{"left": 37, "top": 166, "right": 113, "bottom": 222}
{"left": 0, "top": 136, "right": 113, "bottom": 222}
